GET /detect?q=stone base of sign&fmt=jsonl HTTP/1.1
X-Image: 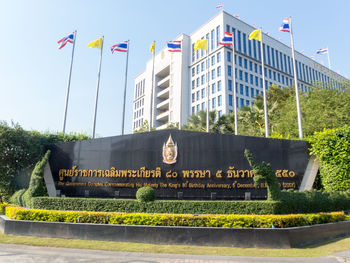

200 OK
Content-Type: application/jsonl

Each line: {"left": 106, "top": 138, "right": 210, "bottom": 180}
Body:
{"left": 1, "top": 215, "right": 349, "bottom": 248}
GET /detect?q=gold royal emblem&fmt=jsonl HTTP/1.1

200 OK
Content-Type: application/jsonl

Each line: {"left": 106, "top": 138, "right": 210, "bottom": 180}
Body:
{"left": 162, "top": 134, "right": 178, "bottom": 164}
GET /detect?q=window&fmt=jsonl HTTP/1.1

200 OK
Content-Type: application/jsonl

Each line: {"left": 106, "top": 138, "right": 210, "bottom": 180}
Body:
{"left": 228, "top": 79, "right": 232, "bottom": 91}
{"left": 192, "top": 80, "right": 195, "bottom": 89}
{"left": 196, "top": 104, "right": 200, "bottom": 112}
{"left": 218, "top": 110, "right": 222, "bottom": 117}
{"left": 237, "top": 30, "right": 241, "bottom": 52}
{"left": 254, "top": 63, "right": 258, "bottom": 73}
{"left": 212, "top": 97, "right": 216, "bottom": 109}
{"left": 192, "top": 68, "right": 195, "bottom": 77}
{"left": 245, "top": 86, "right": 249, "bottom": 96}
{"left": 271, "top": 47, "right": 275, "bottom": 67}
{"left": 240, "top": 84, "right": 244, "bottom": 95}
{"left": 244, "top": 59, "right": 247, "bottom": 69}
{"left": 212, "top": 83, "right": 216, "bottom": 94}
{"left": 240, "top": 98, "right": 244, "bottom": 107}
{"left": 226, "top": 24, "right": 230, "bottom": 33}
{"left": 196, "top": 91, "right": 200, "bottom": 100}
{"left": 248, "top": 40, "right": 252, "bottom": 56}
{"left": 217, "top": 52, "right": 221, "bottom": 62}
{"left": 201, "top": 75, "right": 205, "bottom": 85}
{"left": 196, "top": 65, "right": 200, "bottom": 74}
{"left": 251, "top": 87, "right": 254, "bottom": 97}
{"left": 218, "top": 95, "right": 222, "bottom": 106}
{"left": 238, "top": 56, "right": 242, "bottom": 66}
{"left": 246, "top": 100, "right": 250, "bottom": 106}
{"left": 217, "top": 66, "right": 221, "bottom": 77}
{"left": 227, "top": 51, "right": 231, "bottom": 62}
{"left": 201, "top": 62, "right": 205, "bottom": 72}
{"left": 201, "top": 88, "right": 205, "bottom": 99}
{"left": 242, "top": 33, "right": 247, "bottom": 54}
{"left": 216, "top": 25, "right": 220, "bottom": 47}
{"left": 253, "top": 39, "right": 257, "bottom": 59}
{"left": 211, "top": 69, "right": 216, "bottom": 80}
{"left": 269, "top": 69, "right": 272, "bottom": 79}
{"left": 255, "top": 76, "right": 259, "bottom": 86}
{"left": 273, "top": 71, "right": 276, "bottom": 81}
{"left": 201, "top": 102, "right": 205, "bottom": 110}
{"left": 245, "top": 72, "right": 248, "bottom": 83}
{"left": 249, "top": 61, "right": 253, "bottom": 71}
{"left": 211, "top": 55, "right": 215, "bottom": 66}
{"left": 217, "top": 80, "right": 222, "bottom": 91}
{"left": 192, "top": 93, "right": 195, "bottom": 102}
{"left": 277, "top": 73, "right": 280, "bottom": 82}
{"left": 239, "top": 70, "right": 243, "bottom": 80}
{"left": 196, "top": 78, "right": 200, "bottom": 87}
{"left": 267, "top": 45, "right": 271, "bottom": 65}
{"left": 192, "top": 106, "right": 195, "bottom": 114}
{"left": 250, "top": 74, "right": 253, "bottom": 84}
{"left": 229, "top": 95, "right": 233, "bottom": 106}
{"left": 228, "top": 65, "right": 232, "bottom": 76}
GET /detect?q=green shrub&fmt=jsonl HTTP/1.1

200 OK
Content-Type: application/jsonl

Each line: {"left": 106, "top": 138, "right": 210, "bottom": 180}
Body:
{"left": 21, "top": 150, "right": 50, "bottom": 208}
{"left": 309, "top": 126, "right": 350, "bottom": 191}
{"left": 8, "top": 189, "right": 26, "bottom": 206}
{"left": 5, "top": 206, "right": 347, "bottom": 228}
{"left": 136, "top": 187, "right": 155, "bottom": 202}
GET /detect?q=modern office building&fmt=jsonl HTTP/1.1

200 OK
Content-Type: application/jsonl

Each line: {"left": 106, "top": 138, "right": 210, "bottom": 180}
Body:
{"left": 133, "top": 11, "right": 347, "bottom": 131}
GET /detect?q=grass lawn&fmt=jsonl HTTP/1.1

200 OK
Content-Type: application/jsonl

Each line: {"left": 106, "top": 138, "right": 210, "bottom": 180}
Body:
{"left": 0, "top": 233, "right": 349, "bottom": 257}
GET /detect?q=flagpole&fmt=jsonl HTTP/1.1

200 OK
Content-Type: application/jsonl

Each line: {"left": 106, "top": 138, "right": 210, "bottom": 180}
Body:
{"left": 62, "top": 30, "right": 76, "bottom": 135}
{"left": 327, "top": 49, "right": 331, "bottom": 69}
{"left": 231, "top": 35, "right": 238, "bottom": 135}
{"left": 289, "top": 17, "right": 303, "bottom": 139}
{"left": 259, "top": 28, "right": 269, "bottom": 138}
{"left": 92, "top": 36, "right": 104, "bottom": 139}
{"left": 121, "top": 40, "right": 130, "bottom": 136}
{"left": 206, "top": 42, "right": 210, "bottom": 133}
{"left": 149, "top": 41, "right": 155, "bottom": 132}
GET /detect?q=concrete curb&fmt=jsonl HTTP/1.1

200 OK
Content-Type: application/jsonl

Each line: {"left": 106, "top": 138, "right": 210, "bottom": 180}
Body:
{"left": 1, "top": 215, "right": 349, "bottom": 248}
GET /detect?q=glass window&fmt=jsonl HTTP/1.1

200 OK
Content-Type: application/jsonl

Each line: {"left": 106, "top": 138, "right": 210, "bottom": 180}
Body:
{"left": 238, "top": 56, "right": 242, "bottom": 66}
{"left": 196, "top": 65, "right": 200, "bottom": 74}
{"left": 245, "top": 86, "right": 249, "bottom": 96}
{"left": 217, "top": 80, "right": 222, "bottom": 91}
{"left": 240, "top": 98, "right": 244, "bottom": 107}
{"left": 211, "top": 69, "right": 216, "bottom": 80}
{"left": 250, "top": 87, "right": 254, "bottom": 97}
{"left": 218, "top": 95, "right": 222, "bottom": 106}
{"left": 229, "top": 95, "right": 233, "bottom": 106}
{"left": 244, "top": 59, "right": 247, "bottom": 69}
{"left": 201, "top": 62, "right": 205, "bottom": 72}
{"left": 201, "top": 75, "right": 205, "bottom": 85}
{"left": 255, "top": 76, "right": 258, "bottom": 86}
{"left": 226, "top": 24, "right": 230, "bottom": 33}
{"left": 196, "top": 77, "right": 200, "bottom": 87}
{"left": 242, "top": 33, "right": 247, "bottom": 54}
{"left": 217, "top": 52, "right": 221, "bottom": 62}
{"left": 211, "top": 55, "right": 215, "bottom": 66}
{"left": 239, "top": 70, "right": 243, "bottom": 80}
{"left": 237, "top": 30, "right": 241, "bottom": 52}
{"left": 192, "top": 80, "right": 195, "bottom": 89}
{"left": 228, "top": 79, "right": 232, "bottom": 91}
{"left": 269, "top": 69, "right": 272, "bottom": 79}
{"left": 227, "top": 51, "right": 231, "bottom": 62}
{"left": 201, "top": 88, "right": 205, "bottom": 98}
{"left": 273, "top": 71, "right": 276, "bottom": 81}
{"left": 253, "top": 39, "right": 257, "bottom": 59}
{"left": 212, "top": 83, "right": 216, "bottom": 94}
{"left": 192, "top": 67, "right": 195, "bottom": 77}
{"left": 254, "top": 63, "right": 258, "bottom": 73}
{"left": 210, "top": 30, "right": 215, "bottom": 51}
{"left": 249, "top": 61, "right": 253, "bottom": 71}
{"left": 216, "top": 25, "right": 220, "bottom": 47}
{"left": 250, "top": 74, "right": 253, "bottom": 84}
{"left": 240, "top": 84, "right": 244, "bottom": 94}
{"left": 196, "top": 104, "right": 200, "bottom": 112}
{"left": 248, "top": 40, "right": 252, "bottom": 57}
{"left": 267, "top": 45, "right": 271, "bottom": 65}
{"left": 245, "top": 72, "right": 248, "bottom": 83}
{"left": 201, "top": 102, "right": 205, "bottom": 110}
{"left": 217, "top": 66, "right": 221, "bottom": 77}
{"left": 275, "top": 50, "right": 279, "bottom": 69}
{"left": 192, "top": 43, "right": 195, "bottom": 62}
{"left": 271, "top": 47, "right": 275, "bottom": 67}
{"left": 192, "top": 93, "right": 195, "bottom": 102}
{"left": 212, "top": 97, "right": 216, "bottom": 109}
{"left": 196, "top": 91, "right": 200, "bottom": 100}
{"left": 228, "top": 65, "right": 232, "bottom": 77}
{"left": 246, "top": 100, "right": 250, "bottom": 106}
{"left": 218, "top": 110, "right": 222, "bottom": 117}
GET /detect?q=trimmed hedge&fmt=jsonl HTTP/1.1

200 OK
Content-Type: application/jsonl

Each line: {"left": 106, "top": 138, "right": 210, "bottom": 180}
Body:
{"left": 32, "top": 197, "right": 283, "bottom": 215}
{"left": 31, "top": 190, "right": 350, "bottom": 215}
{"left": 4, "top": 205, "right": 348, "bottom": 228}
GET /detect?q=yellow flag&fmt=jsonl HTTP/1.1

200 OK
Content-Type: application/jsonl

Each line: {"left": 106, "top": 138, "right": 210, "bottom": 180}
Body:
{"left": 88, "top": 37, "right": 103, "bottom": 49}
{"left": 248, "top": 29, "right": 262, "bottom": 42}
{"left": 150, "top": 41, "right": 155, "bottom": 54}
{"left": 194, "top": 39, "right": 208, "bottom": 51}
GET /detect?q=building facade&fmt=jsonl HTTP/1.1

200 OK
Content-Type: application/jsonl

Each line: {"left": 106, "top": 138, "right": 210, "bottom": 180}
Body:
{"left": 133, "top": 11, "right": 347, "bottom": 131}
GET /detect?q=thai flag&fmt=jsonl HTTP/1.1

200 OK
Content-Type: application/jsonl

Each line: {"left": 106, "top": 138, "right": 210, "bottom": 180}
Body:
{"left": 219, "top": 32, "right": 233, "bottom": 46}
{"left": 316, "top": 47, "right": 328, "bottom": 55}
{"left": 58, "top": 32, "right": 75, "bottom": 49}
{"left": 278, "top": 17, "right": 290, "bottom": 33}
{"left": 216, "top": 3, "right": 223, "bottom": 9}
{"left": 167, "top": 41, "right": 181, "bottom": 52}
{"left": 111, "top": 41, "right": 128, "bottom": 53}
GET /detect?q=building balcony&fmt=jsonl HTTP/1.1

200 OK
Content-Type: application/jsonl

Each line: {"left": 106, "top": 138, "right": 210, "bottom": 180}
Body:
{"left": 156, "top": 98, "right": 169, "bottom": 110}
{"left": 156, "top": 110, "right": 169, "bottom": 122}
{"left": 157, "top": 123, "right": 168, "bottom": 130}
{"left": 157, "top": 75, "right": 170, "bottom": 89}
{"left": 157, "top": 87, "right": 169, "bottom": 99}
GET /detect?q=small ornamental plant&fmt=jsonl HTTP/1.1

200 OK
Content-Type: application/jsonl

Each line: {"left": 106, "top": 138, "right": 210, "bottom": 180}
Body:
{"left": 136, "top": 187, "right": 155, "bottom": 202}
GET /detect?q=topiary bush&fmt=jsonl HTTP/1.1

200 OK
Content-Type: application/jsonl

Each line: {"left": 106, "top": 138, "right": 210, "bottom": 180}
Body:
{"left": 136, "top": 187, "right": 155, "bottom": 202}
{"left": 309, "top": 126, "right": 350, "bottom": 191}
{"left": 21, "top": 150, "right": 50, "bottom": 208}
{"left": 8, "top": 189, "right": 26, "bottom": 206}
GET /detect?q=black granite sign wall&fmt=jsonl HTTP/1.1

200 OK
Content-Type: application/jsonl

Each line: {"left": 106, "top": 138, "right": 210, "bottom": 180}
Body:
{"left": 46, "top": 130, "right": 311, "bottom": 200}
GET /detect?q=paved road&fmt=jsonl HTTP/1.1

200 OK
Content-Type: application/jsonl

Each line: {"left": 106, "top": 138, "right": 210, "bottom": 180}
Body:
{"left": 0, "top": 244, "right": 349, "bottom": 263}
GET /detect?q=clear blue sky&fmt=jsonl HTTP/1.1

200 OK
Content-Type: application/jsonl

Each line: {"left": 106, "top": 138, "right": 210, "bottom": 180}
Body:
{"left": 1, "top": 0, "right": 349, "bottom": 137}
